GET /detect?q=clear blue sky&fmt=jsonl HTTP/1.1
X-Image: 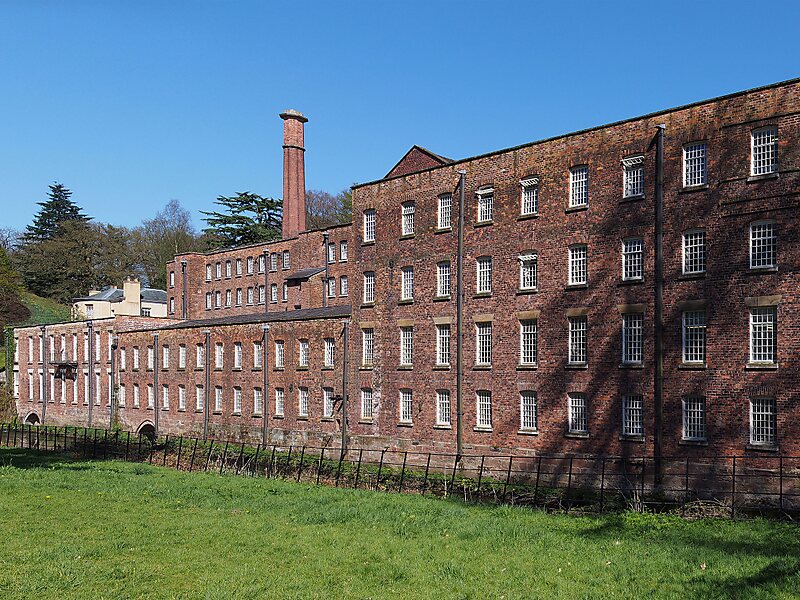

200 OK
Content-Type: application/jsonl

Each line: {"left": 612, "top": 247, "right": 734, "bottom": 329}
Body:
{"left": 2, "top": 0, "right": 798, "bottom": 232}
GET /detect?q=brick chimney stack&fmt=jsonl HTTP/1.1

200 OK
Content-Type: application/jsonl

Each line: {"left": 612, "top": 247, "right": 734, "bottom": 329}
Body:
{"left": 280, "top": 109, "right": 308, "bottom": 239}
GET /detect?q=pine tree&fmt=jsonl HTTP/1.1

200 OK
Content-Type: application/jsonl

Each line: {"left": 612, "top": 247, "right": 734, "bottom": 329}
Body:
{"left": 23, "top": 183, "right": 89, "bottom": 243}
{"left": 201, "top": 192, "right": 282, "bottom": 249}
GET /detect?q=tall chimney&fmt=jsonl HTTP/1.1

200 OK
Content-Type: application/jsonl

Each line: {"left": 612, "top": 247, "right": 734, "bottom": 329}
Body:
{"left": 280, "top": 109, "right": 308, "bottom": 239}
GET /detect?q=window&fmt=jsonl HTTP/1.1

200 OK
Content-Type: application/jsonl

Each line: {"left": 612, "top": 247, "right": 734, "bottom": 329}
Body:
{"left": 363, "top": 210, "right": 376, "bottom": 243}
{"left": 258, "top": 285, "right": 265, "bottom": 304}
{"left": 399, "top": 389, "right": 413, "bottom": 423}
{"left": 750, "top": 221, "right": 776, "bottom": 269}
{"left": 750, "top": 307, "right": 776, "bottom": 364}
{"left": 169, "top": 297, "right": 175, "bottom": 314}
{"left": 520, "top": 177, "right": 539, "bottom": 216}
{"left": 254, "top": 388, "right": 263, "bottom": 415}
{"left": 196, "top": 343, "right": 204, "bottom": 368}
{"left": 118, "top": 384, "right": 126, "bottom": 407}
{"left": 236, "top": 288, "right": 243, "bottom": 306}
{"left": 682, "top": 230, "right": 706, "bottom": 274}
{"left": 361, "top": 388, "right": 373, "bottom": 420}
{"left": 178, "top": 385, "right": 186, "bottom": 410}
{"left": 683, "top": 142, "right": 707, "bottom": 187}
{"left": 750, "top": 397, "right": 777, "bottom": 446}
{"left": 339, "top": 276, "right": 348, "bottom": 296}
{"left": 247, "top": 256, "right": 254, "bottom": 274}
{"left": 476, "top": 188, "right": 493, "bottom": 223}
{"left": 340, "top": 241, "right": 348, "bottom": 261}
{"left": 622, "top": 313, "right": 644, "bottom": 365}
{"left": 236, "top": 258, "right": 242, "bottom": 276}
{"left": 568, "top": 245, "right": 587, "bottom": 285}
{"left": 476, "top": 391, "right": 492, "bottom": 429}
{"left": 363, "top": 272, "right": 375, "bottom": 304}
{"left": 234, "top": 342, "right": 242, "bottom": 369}
{"left": 147, "top": 346, "right": 154, "bottom": 370}
{"left": 282, "top": 282, "right": 288, "bottom": 302}
{"left": 401, "top": 202, "right": 415, "bottom": 236}
{"left": 133, "top": 384, "right": 140, "bottom": 408}
{"left": 214, "top": 343, "right": 223, "bottom": 369}
{"left": 622, "top": 155, "right": 644, "bottom": 198}
{"left": 400, "top": 267, "right": 414, "bottom": 301}
{"left": 298, "top": 339, "right": 309, "bottom": 367}
{"left": 437, "top": 193, "right": 452, "bottom": 229}
{"left": 361, "top": 329, "right": 374, "bottom": 366}
{"left": 206, "top": 264, "right": 212, "bottom": 281}
{"left": 282, "top": 250, "right": 290, "bottom": 269}
{"left": 622, "top": 239, "right": 644, "bottom": 281}
{"left": 215, "top": 291, "right": 221, "bottom": 308}
{"left": 254, "top": 341, "right": 263, "bottom": 368}
{"left": 177, "top": 345, "right": 186, "bottom": 369}
{"left": 568, "top": 316, "right": 588, "bottom": 365}
{"left": 270, "top": 283, "right": 278, "bottom": 303}
{"left": 476, "top": 256, "right": 492, "bottom": 294}
{"left": 247, "top": 287, "right": 254, "bottom": 305}
{"left": 436, "top": 324, "right": 450, "bottom": 367}
{"left": 162, "top": 385, "right": 169, "bottom": 410}
{"left": 233, "top": 388, "right": 242, "bottom": 414}
{"left": 205, "top": 292, "right": 212, "bottom": 310}
{"left": 214, "top": 387, "right": 223, "bottom": 412}
{"left": 133, "top": 347, "right": 140, "bottom": 370}
{"left": 327, "top": 277, "right": 336, "bottom": 298}
{"left": 95, "top": 332, "right": 101, "bottom": 361}
{"left": 225, "top": 260, "right": 232, "bottom": 278}
{"left": 323, "top": 387, "right": 334, "bottom": 418}
{"left": 162, "top": 345, "right": 170, "bottom": 369}
{"left": 270, "top": 253, "right": 278, "bottom": 272}
{"left": 147, "top": 384, "right": 154, "bottom": 409}
{"left": 436, "top": 390, "right": 451, "bottom": 426}
{"left": 328, "top": 242, "right": 336, "bottom": 263}
{"left": 225, "top": 289, "right": 232, "bottom": 307}
{"left": 475, "top": 321, "right": 492, "bottom": 367}
{"left": 298, "top": 387, "right": 309, "bottom": 417}
{"left": 682, "top": 397, "right": 706, "bottom": 441}
{"left": 519, "top": 253, "right": 537, "bottom": 290}
{"left": 258, "top": 254, "right": 265, "bottom": 273}
{"left": 400, "top": 327, "right": 413, "bottom": 366}
{"left": 569, "top": 166, "right": 588, "bottom": 207}
{"left": 436, "top": 261, "right": 451, "bottom": 297}
{"left": 196, "top": 386, "right": 204, "bottom": 411}
{"left": 519, "top": 320, "right": 537, "bottom": 366}
{"left": 568, "top": 393, "right": 588, "bottom": 434}
{"left": 622, "top": 395, "right": 643, "bottom": 437}
{"left": 520, "top": 391, "right": 537, "bottom": 431}
{"left": 86, "top": 304, "right": 94, "bottom": 318}
{"left": 275, "top": 340, "right": 285, "bottom": 368}
{"left": 751, "top": 126, "right": 777, "bottom": 176}
{"left": 324, "top": 338, "right": 335, "bottom": 368}
{"left": 120, "top": 348, "right": 127, "bottom": 370}
{"left": 682, "top": 311, "right": 706, "bottom": 364}
{"left": 215, "top": 262, "right": 222, "bottom": 279}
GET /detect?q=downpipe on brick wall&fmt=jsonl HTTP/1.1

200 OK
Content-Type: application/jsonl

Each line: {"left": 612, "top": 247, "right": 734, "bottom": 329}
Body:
{"left": 262, "top": 324, "right": 270, "bottom": 444}
{"left": 40, "top": 325, "right": 48, "bottom": 425}
{"left": 653, "top": 124, "right": 666, "bottom": 486}
{"left": 153, "top": 331, "right": 160, "bottom": 436}
{"left": 110, "top": 334, "right": 118, "bottom": 428}
{"left": 87, "top": 320, "right": 94, "bottom": 428}
{"left": 263, "top": 249, "right": 269, "bottom": 315}
{"left": 203, "top": 329, "right": 211, "bottom": 440}
{"left": 340, "top": 319, "right": 350, "bottom": 454}
{"left": 181, "top": 259, "right": 188, "bottom": 319}
{"left": 323, "top": 233, "right": 330, "bottom": 308}
{"left": 456, "top": 169, "right": 466, "bottom": 460}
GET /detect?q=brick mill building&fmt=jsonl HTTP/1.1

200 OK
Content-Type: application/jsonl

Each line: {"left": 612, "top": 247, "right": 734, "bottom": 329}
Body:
{"left": 10, "top": 78, "right": 800, "bottom": 462}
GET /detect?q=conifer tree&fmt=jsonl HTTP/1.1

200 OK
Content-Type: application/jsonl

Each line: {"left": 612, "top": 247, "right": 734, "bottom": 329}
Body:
{"left": 23, "top": 183, "right": 89, "bottom": 242}
{"left": 201, "top": 192, "right": 282, "bottom": 249}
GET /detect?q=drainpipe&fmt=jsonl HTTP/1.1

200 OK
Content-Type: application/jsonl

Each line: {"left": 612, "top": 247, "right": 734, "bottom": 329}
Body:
{"left": 87, "top": 320, "right": 94, "bottom": 427}
{"left": 261, "top": 324, "right": 270, "bottom": 443}
{"left": 340, "top": 319, "right": 350, "bottom": 453}
{"left": 455, "top": 170, "right": 466, "bottom": 459}
{"left": 653, "top": 124, "right": 666, "bottom": 486}
{"left": 323, "top": 233, "right": 330, "bottom": 307}
{"left": 153, "top": 332, "right": 160, "bottom": 436}
{"left": 180, "top": 259, "right": 188, "bottom": 319}
{"left": 110, "top": 334, "right": 118, "bottom": 428}
{"left": 263, "top": 250, "right": 269, "bottom": 314}
{"left": 40, "top": 325, "right": 48, "bottom": 425}
{"left": 203, "top": 329, "right": 211, "bottom": 439}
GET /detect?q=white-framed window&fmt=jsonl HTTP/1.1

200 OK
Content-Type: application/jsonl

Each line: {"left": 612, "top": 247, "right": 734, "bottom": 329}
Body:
{"left": 749, "top": 221, "right": 776, "bottom": 269}
{"left": 133, "top": 347, "right": 140, "bottom": 370}
{"left": 568, "top": 244, "right": 588, "bottom": 285}
{"left": 162, "top": 384, "right": 170, "bottom": 410}
{"left": 436, "top": 389, "right": 451, "bottom": 426}
{"left": 520, "top": 177, "right": 539, "bottom": 215}
{"left": 622, "top": 395, "right": 643, "bottom": 437}
{"left": 169, "top": 297, "right": 175, "bottom": 314}
{"left": 399, "top": 389, "right": 413, "bottom": 423}
{"left": 161, "top": 345, "right": 169, "bottom": 369}
{"left": 622, "top": 239, "right": 644, "bottom": 281}
{"left": 196, "top": 343, "right": 204, "bottom": 368}
{"left": 225, "top": 260, "right": 232, "bottom": 278}
{"left": 339, "top": 276, "right": 348, "bottom": 296}
{"left": 401, "top": 202, "right": 415, "bottom": 236}
{"left": 215, "top": 291, "right": 221, "bottom": 308}
{"left": 214, "top": 342, "right": 223, "bottom": 369}
{"left": 147, "top": 346, "right": 154, "bottom": 370}
{"left": 361, "top": 329, "right": 374, "bottom": 366}
{"left": 275, "top": 340, "right": 285, "bottom": 369}
{"left": 569, "top": 166, "right": 588, "bottom": 207}
{"left": 120, "top": 348, "right": 127, "bottom": 370}
{"left": 568, "top": 316, "right": 588, "bottom": 365}
{"left": 95, "top": 332, "right": 101, "bottom": 361}
{"left": 361, "top": 388, "right": 373, "bottom": 420}
{"left": 195, "top": 385, "right": 204, "bottom": 411}
{"left": 519, "top": 320, "right": 537, "bottom": 366}
{"left": 234, "top": 342, "right": 242, "bottom": 369}
{"left": 270, "top": 283, "right": 278, "bottom": 303}
{"left": 275, "top": 388, "right": 285, "bottom": 417}
{"left": 519, "top": 252, "right": 537, "bottom": 290}
{"left": 682, "top": 310, "right": 706, "bottom": 364}
{"left": 568, "top": 392, "right": 588, "bottom": 434}
{"left": 247, "top": 256, "right": 254, "bottom": 274}
{"left": 476, "top": 188, "right": 494, "bottom": 223}
{"left": 270, "top": 253, "right": 278, "bottom": 272}
{"left": 233, "top": 387, "right": 242, "bottom": 414}
{"left": 683, "top": 142, "right": 707, "bottom": 187}
{"left": 363, "top": 272, "right": 375, "bottom": 304}
{"left": 621, "top": 313, "right": 644, "bottom": 365}
{"left": 214, "top": 386, "right": 223, "bottom": 412}
{"left": 258, "top": 254, "right": 265, "bottom": 273}
{"left": 253, "top": 341, "right": 263, "bottom": 368}
{"left": 178, "top": 344, "right": 186, "bottom": 369}
{"left": 400, "top": 267, "right": 414, "bottom": 301}
{"left": 282, "top": 250, "right": 290, "bottom": 269}
{"left": 363, "top": 209, "right": 376, "bottom": 243}
{"left": 147, "top": 384, "right": 154, "bottom": 409}
{"left": 475, "top": 321, "right": 492, "bottom": 366}
{"left": 399, "top": 326, "right": 413, "bottom": 366}
{"left": 133, "top": 383, "right": 140, "bottom": 408}
{"left": 323, "top": 387, "right": 334, "bottom": 418}
{"left": 437, "top": 193, "right": 452, "bottom": 229}
{"left": 253, "top": 388, "right": 263, "bottom": 415}
{"left": 235, "top": 258, "right": 242, "bottom": 276}
{"left": 298, "top": 339, "right": 309, "bottom": 367}
{"left": 178, "top": 385, "right": 186, "bottom": 411}
{"left": 258, "top": 285, "right": 265, "bottom": 304}
{"left": 750, "top": 397, "right": 777, "bottom": 446}
{"left": 476, "top": 256, "right": 492, "bottom": 294}
{"left": 437, "top": 261, "right": 451, "bottom": 297}
{"left": 327, "top": 277, "right": 336, "bottom": 298}
{"left": 436, "top": 324, "right": 450, "bottom": 366}
{"left": 751, "top": 126, "right": 777, "bottom": 176}
{"left": 206, "top": 264, "right": 212, "bottom": 281}
{"left": 328, "top": 242, "right": 336, "bottom": 263}
{"left": 118, "top": 383, "right": 126, "bottom": 407}
{"left": 520, "top": 391, "right": 537, "bottom": 431}
{"left": 298, "top": 387, "right": 308, "bottom": 417}
{"left": 215, "top": 262, "right": 222, "bottom": 279}
{"left": 247, "top": 287, "right": 254, "bottom": 305}
{"left": 225, "top": 289, "right": 232, "bottom": 307}
{"left": 682, "top": 396, "right": 706, "bottom": 441}
{"left": 749, "top": 307, "right": 776, "bottom": 364}
{"left": 205, "top": 292, "right": 213, "bottom": 310}
{"left": 324, "top": 338, "right": 335, "bottom": 368}
{"left": 476, "top": 390, "right": 492, "bottom": 429}
{"left": 236, "top": 288, "right": 242, "bottom": 306}
{"left": 682, "top": 230, "right": 706, "bottom": 274}
{"left": 622, "top": 155, "right": 645, "bottom": 198}
{"left": 339, "top": 241, "right": 348, "bottom": 262}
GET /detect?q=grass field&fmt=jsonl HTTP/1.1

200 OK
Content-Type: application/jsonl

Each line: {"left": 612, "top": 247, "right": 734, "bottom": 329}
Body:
{"left": 1, "top": 291, "right": 71, "bottom": 371}
{"left": 0, "top": 449, "right": 798, "bottom": 599}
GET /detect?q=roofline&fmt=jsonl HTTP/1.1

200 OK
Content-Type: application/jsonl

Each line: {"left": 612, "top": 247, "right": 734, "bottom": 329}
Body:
{"left": 353, "top": 76, "right": 800, "bottom": 190}
{"left": 12, "top": 316, "right": 116, "bottom": 332}
{"left": 384, "top": 144, "right": 453, "bottom": 178}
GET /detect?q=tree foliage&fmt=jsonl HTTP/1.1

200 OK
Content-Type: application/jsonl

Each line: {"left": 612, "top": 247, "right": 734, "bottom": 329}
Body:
{"left": 23, "top": 183, "right": 89, "bottom": 243}
{"left": 0, "top": 248, "right": 29, "bottom": 331}
{"left": 201, "top": 192, "right": 282, "bottom": 249}
{"left": 305, "top": 188, "right": 352, "bottom": 230}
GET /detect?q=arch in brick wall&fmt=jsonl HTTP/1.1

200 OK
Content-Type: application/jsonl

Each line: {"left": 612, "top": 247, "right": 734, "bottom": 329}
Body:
{"left": 136, "top": 420, "right": 156, "bottom": 441}
{"left": 23, "top": 412, "right": 40, "bottom": 425}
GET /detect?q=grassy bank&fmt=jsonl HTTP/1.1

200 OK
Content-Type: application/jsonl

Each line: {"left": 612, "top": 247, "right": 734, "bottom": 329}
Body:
{"left": 0, "top": 449, "right": 798, "bottom": 599}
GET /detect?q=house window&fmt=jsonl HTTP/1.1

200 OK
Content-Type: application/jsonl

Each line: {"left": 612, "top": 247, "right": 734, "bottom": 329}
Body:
{"left": 162, "top": 385, "right": 170, "bottom": 410}
{"left": 86, "top": 304, "right": 94, "bottom": 318}
{"left": 475, "top": 322, "right": 492, "bottom": 367}
{"left": 206, "top": 264, "right": 212, "bottom": 281}
{"left": 215, "top": 262, "right": 222, "bottom": 279}
{"left": 282, "top": 250, "right": 290, "bottom": 269}
{"left": 270, "top": 253, "right": 278, "bottom": 272}
{"left": 270, "top": 283, "right": 278, "bottom": 303}
{"left": 437, "top": 261, "right": 451, "bottom": 297}
{"left": 476, "top": 256, "right": 492, "bottom": 294}
{"left": 399, "top": 389, "right": 413, "bottom": 423}
{"left": 520, "top": 177, "right": 539, "bottom": 215}
{"left": 750, "top": 307, "right": 776, "bottom": 364}
{"left": 195, "top": 385, "right": 204, "bottom": 411}
{"left": 621, "top": 313, "right": 644, "bottom": 365}
{"left": 233, "top": 387, "right": 242, "bottom": 414}
{"left": 169, "top": 297, "right": 175, "bottom": 314}
{"left": 568, "top": 316, "right": 588, "bottom": 365}
{"left": 298, "top": 339, "right": 309, "bottom": 367}
{"left": 324, "top": 338, "right": 335, "bottom": 367}
{"left": 682, "top": 396, "right": 706, "bottom": 441}
{"left": 275, "top": 340, "right": 285, "bottom": 369}
{"left": 282, "top": 282, "right": 288, "bottom": 302}
{"left": 363, "top": 272, "right": 375, "bottom": 304}
{"left": 177, "top": 345, "right": 186, "bottom": 369}
{"left": 225, "top": 289, "right": 232, "bottom": 307}
{"left": 298, "top": 387, "right": 308, "bottom": 417}
{"left": 519, "top": 320, "right": 537, "bottom": 366}
{"left": 438, "top": 193, "right": 452, "bottom": 229}
{"left": 133, "top": 384, "right": 140, "bottom": 408}
{"left": 751, "top": 126, "right": 777, "bottom": 176}
{"left": 178, "top": 385, "right": 186, "bottom": 410}
{"left": 622, "top": 395, "right": 644, "bottom": 437}
{"left": 400, "top": 267, "right": 414, "bottom": 301}
{"left": 476, "top": 188, "right": 494, "bottom": 223}
{"left": 339, "top": 275, "right": 348, "bottom": 297}
{"left": 436, "top": 324, "right": 450, "bottom": 366}
{"left": 258, "top": 285, "right": 265, "bottom": 304}
{"left": 476, "top": 390, "right": 492, "bottom": 429}
{"left": 401, "top": 202, "right": 415, "bottom": 236}
{"left": 133, "top": 347, "right": 140, "bottom": 370}
{"left": 196, "top": 343, "right": 204, "bottom": 368}
{"left": 118, "top": 384, "right": 125, "bottom": 407}
{"left": 120, "top": 348, "right": 127, "bottom": 370}
{"left": 247, "top": 287, "right": 254, "bottom": 305}
{"left": 363, "top": 209, "right": 376, "bottom": 242}
{"left": 214, "top": 387, "right": 223, "bottom": 412}
{"left": 253, "top": 341, "right": 263, "bottom": 368}
{"left": 361, "top": 329, "right": 374, "bottom": 366}
{"left": 328, "top": 242, "right": 336, "bottom": 263}
{"left": 215, "top": 291, "right": 221, "bottom": 308}
{"left": 236, "top": 288, "right": 242, "bottom": 306}
{"left": 520, "top": 391, "right": 537, "bottom": 431}
{"left": 682, "top": 230, "right": 706, "bottom": 274}
{"left": 682, "top": 310, "right": 706, "bottom": 364}
{"left": 236, "top": 258, "right": 242, "bottom": 276}
{"left": 683, "top": 142, "right": 707, "bottom": 187}
{"left": 568, "top": 392, "right": 588, "bottom": 434}
{"left": 275, "top": 388, "right": 285, "bottom": 417}
{"left": 225, "top": 260, "right": 232, "bottom": 278}
{"left": 147, "top": 346, "right": 154, "bottom": 370}
{"left": 339, "top": 241, "right": 348, "bottom": 262}
{"left": 400, "top": 327, "right": 413, "bottom": 366}
{"left": 568, "top": 244, "right": 588, "bottom": 285}
{"left": 519, "top": 253, "right": 537, "bottom": 290}
{"left": 327, "top": 277, "right": 336, "bottom": 298}
{"left": 750, "top": 221, "right": 776, "bottom": 269}
{"left": 162, "top": 345, "right": 170, "bottom": 369}
{"left": 214, "top": 343, "right": 223, "bottom": 369}
{"left": 253, "top": 388, "right": 263, "bottom": 415}
{"left": 569, "top": 166, "right": 588, "bottom": 207}
{"left": 247, "top": 256, "right": 254, "bottom": 274}
{"left": 323, "top": 387, "right": 334, "bottom": 418}
{"left": 147, "top": 384, "right": 154, "bottom": 409}
{"left": 258, "top": 254, "right": 265, "bottom": 273}
{"left": 361, "top": 388, "right": 373, "bottom": 420}
{"left": 750, "top": 397, "right": 777, "bottom": 446}
{"left": 622, "top": 239, "right": 644, "bottom": 281}
{"left": 234, "top": 342, "right": 242, "bottom": 369}
{"left": 622, "top": 155, "right": 644, "bottom": 198}
{"left": 436, "top": 390, "right": 451, "bottom": 426}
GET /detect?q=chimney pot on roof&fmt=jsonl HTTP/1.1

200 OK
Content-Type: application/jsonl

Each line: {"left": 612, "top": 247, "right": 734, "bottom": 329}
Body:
{"left": 280, "top": 109, "right": 307, "bottom": 239}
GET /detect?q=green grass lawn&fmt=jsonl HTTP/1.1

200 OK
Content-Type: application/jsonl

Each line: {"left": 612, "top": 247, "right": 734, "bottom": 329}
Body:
{"left": 0, "top": 449, "right": 798, "bottom": 599}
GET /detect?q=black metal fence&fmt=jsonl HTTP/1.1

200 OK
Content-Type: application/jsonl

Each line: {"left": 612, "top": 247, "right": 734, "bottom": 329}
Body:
{"left": 2, "top": 422, "right": 799, "bottom": 519}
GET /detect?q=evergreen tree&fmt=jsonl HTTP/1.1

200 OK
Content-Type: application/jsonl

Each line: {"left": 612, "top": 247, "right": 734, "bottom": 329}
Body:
{"left": 23, "top": 182, "right": 89, "bottom": 243}
{"left": 201, "top": 192, "right": 282, "bottom": 249}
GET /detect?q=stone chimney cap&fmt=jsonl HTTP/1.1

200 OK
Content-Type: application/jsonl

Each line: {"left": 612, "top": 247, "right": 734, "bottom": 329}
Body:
{"left": 280, "top": 109, "right": 308, "bottom": 123}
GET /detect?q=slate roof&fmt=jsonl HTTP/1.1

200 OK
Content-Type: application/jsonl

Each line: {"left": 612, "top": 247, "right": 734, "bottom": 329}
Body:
{"left": 74, "top": 287, "right": 167, "bottom": 304}
{"left": 285, "top": 267, "right": 326, "bottom": 281}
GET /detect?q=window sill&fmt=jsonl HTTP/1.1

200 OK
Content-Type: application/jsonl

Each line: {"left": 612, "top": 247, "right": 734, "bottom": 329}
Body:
{"left": 619, "top": 363, "right": 644, "bottom": 370}
{"left": 516, "top": 213, "right": 539, "bottom": 221}
{"left": 678, "top": 184, "right": 709, "bottom": 194}
{"left": 251, "top": 414, "right": 262, "bottom": 419}
{"left": 620, "top": 194, "right": 645, "bottom": 203}
{"left": 232, "top": 367, "right": 242, "bottom": 372}
{"left": 473, "top": 292, "right": 492, "bottom": 299}
{"left": 620, "top": 435, "right": 645, "bottom": 443}
{"left": 272, "top": 415, "right": 284, "bottom": 420}
{"left": 565, "top": 363, "right": 588, "bottom": 370}
{"left": 746, "top": 443, "right": 779, "bottom": 453}
{"left": 564, "top": 432, "right": 589, "bottom": 439}
{"left": 472, "top": 365, "right": 491, "bottom": 371}
{"left": 516, "top": 364, "right": 538, "bottom": 371}
{"left": 678, "top": 272, "right": 706, "bottom": 281}
{"left": 619, "top": 278, "right": 644, "bottom": 286}
{"left": 399, "top": 234, "right": 415, "bottom": 240}
{"left": 516, "top": 288, "right": 538, "bottom": 295}
{"left": 252, "top": 367, "right": 263, "bottom": 372}
{"left": 232, "top": 412, "right": 242, "bottom": 417}
{"left": 297, "top": 416, "right": 308, "bottom": 421}
{"left": 746, "top": 172, "right": 779, "bottom": 183}
{"left": 273, "top": 367, "right": 285, "bottom": 372}
{"left": 212, "top": 411, "right": 222, "bottom": 415}
{"left": 517, "top": 429, "right": 539, "bottom": 436}
{"left": 433, "top": 424, "right": 451, "bottom": 430}
{"left": 397, "top": 365, "right": 413, "bottom": 371}
{"left": 194, "top": 367, "right": 204, "bottom": 372}
{"left": 474, "top": 220, "right": 493, "bottom": 228}
{"left": 398, "top": 299, "right": 414, "bottom": 306}
{"left": 360, "top": 303, "right": 375, "bottom": 309}
{"left": 195, "top": 409, "right": 203, "bottom": 413}
{"left": 745, "top": 363, "right": 778, "bottom": 371}
{"left": 359, "top": 365, "right": 374, "bottom": 371}
{"left": 679, "top": 363, "right": 707, "bottom": 370}
{"left": 397, "top": 421, "right": 414, "bottom": 428}
{"left": 361, "top": 241, "right": 375, "bottom": 247}
{"left": 747, "top": 266, "right": 778, "bottom": 274}
{"left": 434, "top": 227, "right": 452, "bottom": 234}
{"left": 432, "top": 365, "right": 451, "bottom": 371}
{"left": 473, "top": 426, "right": 493, "bottom": 433}
{"left": 679, "top": 439, "right": 708, "bottom": 446}
{"left": 358, "top": 419, "right": 373, "bottom": 425}
{"left": 433, "top": 295, "right": 451, "bottom": 302}
{"left": 565, "top": 205, "right": 588, "bottom": 213}
{"left": 565, "top": 283, "right": 588, "bottom": 290}
{"left": 296, "top": 366, "right": 308, "bottom": 372}
{"left": 322, "top": 366, "right": 334, "bottom": 371}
